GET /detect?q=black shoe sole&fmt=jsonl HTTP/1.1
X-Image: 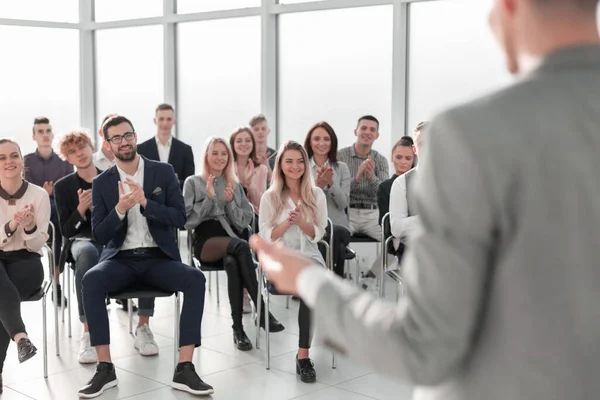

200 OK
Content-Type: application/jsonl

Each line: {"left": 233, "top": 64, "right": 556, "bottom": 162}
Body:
{"left": 233, "top": 337, "right": 253, "bottom": 352}
{"left": 171, "top": 382, "right": 214, "bottom": 396}
{"left": 78, "top": 379, "right": 118, "bottom": 398}
{"left": 295, "top": 364, "right": 317, "bottom": 383}
{"left": 18, "top": 346, "right": 37, "bottom": 364}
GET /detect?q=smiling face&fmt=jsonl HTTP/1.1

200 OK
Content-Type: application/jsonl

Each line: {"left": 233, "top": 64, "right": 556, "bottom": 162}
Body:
{"left": 233, "top": 131, "right": 254, "bottom": 158}
{"left": 104, "top": 122, "right": 137, "bottom": 162}
{"left": 392, "top": 145, "right": 414, "bottom": 175}
{"left": 355, "top": 119, "right": 379, "bottom": 147}
{"left": 280, "top": 149, "right": 305, "bottom": 181}
{"left": 207, "top": 142, "right": 229, "bottom": 174}
{"left": 0, "top": 142, "right": 24, "bottom": 181}
{"left": 309, "top": 127, "right": 332, "bottom": 158}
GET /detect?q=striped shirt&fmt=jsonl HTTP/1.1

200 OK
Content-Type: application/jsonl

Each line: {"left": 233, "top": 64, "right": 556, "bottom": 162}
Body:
{"left": 338, "top": 145, "right": 389, "bottom": 206}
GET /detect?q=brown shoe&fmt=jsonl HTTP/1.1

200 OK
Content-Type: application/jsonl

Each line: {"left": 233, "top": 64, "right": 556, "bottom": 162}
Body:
{"left": 17, "top": 338, "right": 37, "bottom": 364}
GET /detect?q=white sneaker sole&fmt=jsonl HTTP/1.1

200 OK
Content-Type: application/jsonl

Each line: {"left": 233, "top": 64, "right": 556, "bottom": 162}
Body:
{"left": 171, "top": 382, "right": 214, "bottom": 396}
{"left": 78, "top": 379, "right": 118, "bottom": 398}
{"left": 78, "top": 356, "right": 98, "bottom": 365}
{"left": 134, "top": 344, "right": 159, "bottom": 356}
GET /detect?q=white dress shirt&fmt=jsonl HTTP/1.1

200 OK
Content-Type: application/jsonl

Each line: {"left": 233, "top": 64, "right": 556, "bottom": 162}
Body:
{"left": 93, "top": 150, "right": 115, "bottom": 171}
{"left": 259, "top": 188, "right": 328, "bottom": 267}
{"left": 155, "top": 135, "right": 172, "bottom": 163}
{"left": 389, "top": 168, "right": 420, "bottom": 248}
{"left": 114, "top": 156, "right": 158, "bottom": 250}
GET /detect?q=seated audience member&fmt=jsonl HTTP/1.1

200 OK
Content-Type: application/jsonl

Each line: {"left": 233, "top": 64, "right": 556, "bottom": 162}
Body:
{"left": 183, "top": 137, "right": 284, "bottom": 352}
{"left": 24, "top": 117, "right": 74, "bottom": 305}
{"left": 259, "top": 141, "right": 327, "bottom": 383}
{"left": 0, "top": 139, "right": 49, "bottom": 394}
{"left": 389, "top": 121, "right": 428, "bottom": 252}
{"left": 304, "top": 121, "right": 351, "bottom": 278}
{"left": 377, "top": 134, "right": 417, "bottom": 225}
{"left": 93, "top": 114, "right": 117, "bottom": 172}
{"left": 78, "top": 115, "right": 213, "bottom": 398}
{"left": 249, "top": 114, "right": 277, "bottom": 175}
{"left": 230, "top": 127, "right": 268, "bottom": 214}
{"left": 137, "top": 103, "right": 195, "bottom": 190}
{"left": 54, "top": 130, "right": 157, "bottom": 365}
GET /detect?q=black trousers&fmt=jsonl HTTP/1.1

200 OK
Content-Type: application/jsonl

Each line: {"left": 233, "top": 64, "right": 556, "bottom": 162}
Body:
{"left": 298, "top": 299, "right": 311, "bottom": 349}
{"left": 326, "top": 224, "right": 351, "bottom": 278}
{"left": 49, "top": 206, "right": 62, "bottom": 268}
{"left": 0, "top": 253, "right": 44, "bottom": 373}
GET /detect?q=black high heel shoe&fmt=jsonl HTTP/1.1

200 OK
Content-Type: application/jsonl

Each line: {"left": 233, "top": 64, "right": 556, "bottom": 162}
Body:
{"left": 17, "top": 338, "right": 37, "bottom": 364}
{"left": 233, "top": 328, "right": 253, "bottom": 351}
{"left": 296, "top": 355, "right": 316, "bottom": 383}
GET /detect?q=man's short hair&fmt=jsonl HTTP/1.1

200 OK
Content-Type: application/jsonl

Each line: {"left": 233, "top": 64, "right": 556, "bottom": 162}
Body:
{"left": 33, "top": 117, "right": 50, "bottom": 134}
{"left": 102, "top": 115, "right": 135, "bottom": 139}
{"left": 101, "top": 113, "right": 118, "bottom": 129}
{"left": 57, "top": 129, "right": 93, "bottom": 161}
{"left": 155, "top": 103, "right": 175, "bottom": 114}
{"left": 357, "top": 115, "right": 379, "bottom": 130}
{"left": 249, "top": 114, "right": 268, "bottom": 128}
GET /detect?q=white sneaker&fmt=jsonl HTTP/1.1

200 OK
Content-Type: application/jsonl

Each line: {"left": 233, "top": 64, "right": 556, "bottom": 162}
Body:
{"left": 134, "top": 324, "right": 159, "bottom": 356}
{"left": 78, "top": 332, "right": 98, "bottom": 364}
{"left": 242, "top": 293, "right": 252, "bottom": 314}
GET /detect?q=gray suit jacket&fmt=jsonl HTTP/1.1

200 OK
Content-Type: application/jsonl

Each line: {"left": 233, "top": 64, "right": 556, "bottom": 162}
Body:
{"left": 311, "top": 45, "right": 600, "bottom": 400}
{"left": 310, "top": 159, "right": 351, "bottom": 229}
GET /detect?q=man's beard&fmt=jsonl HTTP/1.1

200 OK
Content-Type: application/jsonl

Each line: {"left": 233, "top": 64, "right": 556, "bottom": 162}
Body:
{"left": 114, "top": 146, "right": 137, "bottom": 162}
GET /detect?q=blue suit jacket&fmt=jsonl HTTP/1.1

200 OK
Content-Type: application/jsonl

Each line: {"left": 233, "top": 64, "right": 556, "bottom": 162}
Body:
{"left": 91, "top": 157, "right": 186, "bottom": 262}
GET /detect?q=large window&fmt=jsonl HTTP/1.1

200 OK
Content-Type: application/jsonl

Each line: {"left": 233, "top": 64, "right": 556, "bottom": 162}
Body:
{"left": 407, "top": 0, "right": 512, "bottom": 131}
{"left": 0, "top": 27, "right": 79, "bottom": 155}
{"left": 279, "top": 6, "right": 393, "bottom": 157}
{"left": 177, "top": 17, "right": 261, "bottom": 170}
{"left": 95, "top": 0, "right": 163, "bottom": 22}
{"left": 0, "top": 0, "right": 78, "bottom": 23}
{"left": 177, "top": 0, "right": 259, "bottom": 14}
{"left": 96, "top": 26, "right": 164, "bottom": 143}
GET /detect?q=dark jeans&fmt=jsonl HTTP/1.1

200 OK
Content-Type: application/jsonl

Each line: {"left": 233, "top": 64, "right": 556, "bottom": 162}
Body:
{"left": 298, "top": 299, "right": 311, "bottom": 349}
{"left": 48, "top": 206, "right": 62, "bottom": 267}
{"left": 82, "top": 250, "right": 206, "bottom": 347}
{"left": 0, "top": 253, "right": 44, "bottom": 373}
{"left": 326, "top": 224, "right": 351, "bottom": 278}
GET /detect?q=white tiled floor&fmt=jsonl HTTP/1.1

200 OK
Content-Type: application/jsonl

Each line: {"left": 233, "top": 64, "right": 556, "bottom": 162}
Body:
{"left": 2, "top": 237, "right": 413, "bottom": 399}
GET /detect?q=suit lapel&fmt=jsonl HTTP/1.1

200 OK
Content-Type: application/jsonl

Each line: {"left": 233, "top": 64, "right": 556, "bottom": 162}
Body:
{"left": 142, "top": 156, "right": 156, "bottom": 199}
{"left": 149, "top": 140, "right": 160, "bottom": 161}
{"left": 107, "top": 165, "right": 120, "bottom": 205}
{"left": 167, "top": 138, "right": 177, "bottom": 165}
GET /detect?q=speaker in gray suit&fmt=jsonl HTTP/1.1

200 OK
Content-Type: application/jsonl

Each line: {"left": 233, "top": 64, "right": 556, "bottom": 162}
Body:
{"left": 250, "top": 1, "right": 600, "bottom": 400}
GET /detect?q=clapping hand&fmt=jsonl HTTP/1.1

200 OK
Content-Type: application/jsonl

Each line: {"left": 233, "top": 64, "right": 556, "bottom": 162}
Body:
{"left": 206, "top": 175, "right": 216, "bottom": 200}
{"left": 116, "top": 181, "right": 137, "bottom": 215}
{"left": 42, "top": 181, "right": 53, "bottom": 196}
{"left": 124, "top": 178, "right": 147, "bottom": 208}
{"left": 14, "top": 203, "right": 35, "bottom": 231}
{"left": 243, "top": 159, "right": 256, "bottom": 185}
{"left": 77, "top": 188, "right": 93, "bottom": 216}
{"left": 223, "top": 183, "right": 234, "bottom": 203}
{"left": 316, "top": 165, "right": 334, "bottom": 188}
{"left": 287, "top": 204, "right": 301, "bottom": 226}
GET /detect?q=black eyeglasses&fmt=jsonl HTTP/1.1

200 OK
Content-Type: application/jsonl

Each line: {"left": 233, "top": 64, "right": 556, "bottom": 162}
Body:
{"left": 107, "top": 132, "right": 136, "bottom": 144}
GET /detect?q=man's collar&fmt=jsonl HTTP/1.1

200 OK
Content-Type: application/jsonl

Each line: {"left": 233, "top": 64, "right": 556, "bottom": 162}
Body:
{"left": 351, "top": 144, "right": 372, "bottom": 158}
{"left": 35, "top": 148, "right": 55, "bottom": 160}
{"left": 155, "top": 135, "right": 173, "bottom": 147}
{"left": 116, "top": 155, "right": 144, "bottom": 177}
{"left": 310, "top": 157, "right": 329, "bottom": 170}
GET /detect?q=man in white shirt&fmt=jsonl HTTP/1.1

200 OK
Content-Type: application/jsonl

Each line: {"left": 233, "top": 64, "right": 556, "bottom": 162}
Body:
{"left": 93, "top": 114, "right": 117, "bottom": 172}
{"left": 389, "top": 122, "right": 428, "bottom": 250}
{"left": 248, "top": 1, "right": 600, "bottom": 399}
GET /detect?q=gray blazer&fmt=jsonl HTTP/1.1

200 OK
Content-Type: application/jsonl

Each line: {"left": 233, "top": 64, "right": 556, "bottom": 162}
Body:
{"left": 310, "top": 45, "right": 600, "bottom": 400}
{"left": 309, "top": 159, "right": 351, "bottom": 229}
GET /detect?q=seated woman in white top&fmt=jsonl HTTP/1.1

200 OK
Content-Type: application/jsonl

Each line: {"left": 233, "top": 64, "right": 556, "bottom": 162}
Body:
{"left": 259, "top": 141, "right": 327, "bottom": 383}
{"left": 0, "top": 139, "right": 50, "bottom": 392}
{"left": 303, "top": 121, "right": 351, "bottom": 278}
{"left": 183, "top": 137, "right": 284, "bottom": 352}
{"left": 230, "top": 127, "right": 269, "bottom": 215}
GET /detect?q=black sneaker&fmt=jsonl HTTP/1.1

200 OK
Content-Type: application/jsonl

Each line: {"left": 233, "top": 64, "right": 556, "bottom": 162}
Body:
{"left": 78, "top": 362, "right": 118, "bottom": 398}
{"left": 171, "top": 362, "right": 214, "bottom": 396}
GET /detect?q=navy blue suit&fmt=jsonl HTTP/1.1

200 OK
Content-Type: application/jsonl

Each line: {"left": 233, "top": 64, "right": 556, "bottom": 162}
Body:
{"left": 83, "top": 157, "right": 206, "bottom": 347}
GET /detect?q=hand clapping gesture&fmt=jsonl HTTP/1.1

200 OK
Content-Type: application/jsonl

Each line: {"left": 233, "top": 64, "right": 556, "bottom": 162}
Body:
{"left": 243, "top": 159, "right": 256, "bottom": 186}
{"left": 206, "top": 175, "right": 216, "bottom": 200}
{"left": 116, "top": 181, "right": 138, "bottom": 215}
{"left": 124, "top": 178, "right": 147, "bottom": 208}
{"left": 77, "top": 188, "right": 93, "bottom": 216}
{"left": 316, "top": 165, "right": 334, "bottom": 188}
{"left": 13, "top": 203, "right": 36, "bottom": 231}
{"left": 356, "top": 156, "right": 375, "bottom": 181}
{"left": 223, "top": 182, "right": 234, "bottom": 203}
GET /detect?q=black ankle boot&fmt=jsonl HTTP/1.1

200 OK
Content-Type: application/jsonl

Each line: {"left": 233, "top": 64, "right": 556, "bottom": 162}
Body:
{"left": 256, "top": 313, "right": 285, "bottom": 333}
{"left": 17, "top": 338, "right": 37, "bottom": 364}
{"left": 0, "top": 374, "right": 3, "bottom": 394}
{"left": 52, "top": 284, "right": 68, "bottom": 307}
{"left": 232, "top": 328, "right": 253, "bottom": 351}
{"left": 296, "top": 355, "right": 316, "bottom": 383}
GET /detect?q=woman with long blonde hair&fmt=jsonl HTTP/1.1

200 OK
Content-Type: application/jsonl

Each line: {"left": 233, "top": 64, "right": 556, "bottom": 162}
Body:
{"left": 183, "top": 137, "right": 284, "bottom": 351}
{"left": 259, "top": 140, "right": 327, "bottom": 383}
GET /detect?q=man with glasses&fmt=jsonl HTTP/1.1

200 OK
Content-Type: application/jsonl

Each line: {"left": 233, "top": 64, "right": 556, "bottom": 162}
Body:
{"left": 78, "top": 115, "right": 213, "bottom": 398}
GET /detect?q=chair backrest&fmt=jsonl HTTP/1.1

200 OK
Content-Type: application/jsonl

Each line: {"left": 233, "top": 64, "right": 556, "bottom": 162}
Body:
{"left": 381, "top": 212, "right": 396, "bottom": 255}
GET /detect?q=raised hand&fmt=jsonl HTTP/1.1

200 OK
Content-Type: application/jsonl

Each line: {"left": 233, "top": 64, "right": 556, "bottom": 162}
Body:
{"left": 206, "top": 175, "right": 216, "bottom": 200}
{"left": 321, "top": 166, "right": 334, "bottom": 186}
{"left": 223, "top": 183, "right": 234, "bottom": 203}
{"left": 364, "top": 156, "right": 375, "bottom": 179}
{"left": 315, "top": 165, "right": 328, "bottom": 188}
{"left": 15, "top": 203, "right": 35, "bottom": 230}
{"left": 124, "top": 178, "right": 147, "bottom": 208}
{"left": 116, "top": 181, "right": 137, "bottom": 215}
{"left": 42, "top": 181, "right": 53, "bottom": 196}
{"left": 243, "top": 159, "right": 256, "bottom": 185}
{"left": 77, "top": 188, "right": 93, "bottom": 216}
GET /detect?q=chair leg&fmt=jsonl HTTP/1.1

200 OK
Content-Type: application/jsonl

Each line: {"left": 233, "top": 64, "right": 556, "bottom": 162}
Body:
{"left": 332, "top": 351, "right": 336, "bottom": 369}
{"left": 216, "top": 271, "right": 220, "bottom": 305}
{"left": 208, "top": 271, "right": 212, "bottom": 292}
{"left": 255, "top": 273, "right": 263, "bottom": 350}
{"left": 265, "top": 290, "right": 270, "bottom": 370}
{"left": 61, "top": 270, "right": 66, "bottom": 322}
{"left": 174, "top": 293, "right": 180, "bottom": 368}
{"left": 128, "top": 299, "right": 133, "bottom": 334}
{"left": 285, "top": 296, "right": 290, "bottom": 309}
{"left": 67, "top": 265, "right": 72, "bottom": 338}
{"left": 42, "top": 295, "right": 48, "bottom": 378}
{"left": 53, "top": 281, "right": 60, "bottom": 357}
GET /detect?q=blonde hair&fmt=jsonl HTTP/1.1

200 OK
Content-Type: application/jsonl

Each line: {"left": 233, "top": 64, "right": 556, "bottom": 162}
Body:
{"left": 265, "top": 141, "right": 319, "bottom": 227}
{"left": 57, "top": 129, "right": 94, "bottom": 161}
{"left": 201, "top": 137, "right": 238, "bottom": 186}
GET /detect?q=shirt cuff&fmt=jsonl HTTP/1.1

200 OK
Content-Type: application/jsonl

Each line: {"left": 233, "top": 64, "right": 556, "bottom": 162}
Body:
{"left": 296, "top": 265, "right": 331, "bottom": 308}
{"left": 115, "top": 207, "right": 125, "bottom": 220}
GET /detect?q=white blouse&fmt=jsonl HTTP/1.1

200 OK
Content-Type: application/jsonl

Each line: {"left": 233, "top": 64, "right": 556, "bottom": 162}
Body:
{"left": 259, "top": 187, "right": 327, "bottom": 267}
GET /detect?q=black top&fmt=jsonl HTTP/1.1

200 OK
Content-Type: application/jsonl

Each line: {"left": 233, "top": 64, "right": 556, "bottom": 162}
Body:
{"left": 137, "top": 137, "right": 195, "bottom": 190}
{"left": 54, "top": 169, "right": 101, "bottom": 239}
{"left": 377, "top": 174, "right": 398, "bottom": 225}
